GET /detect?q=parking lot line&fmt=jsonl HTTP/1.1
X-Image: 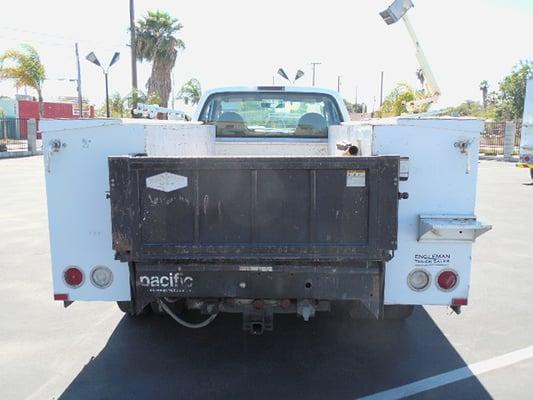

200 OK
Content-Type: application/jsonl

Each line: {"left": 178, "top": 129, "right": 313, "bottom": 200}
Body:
{"left": 357, "top": 345, "right": 533, "bottom": 400}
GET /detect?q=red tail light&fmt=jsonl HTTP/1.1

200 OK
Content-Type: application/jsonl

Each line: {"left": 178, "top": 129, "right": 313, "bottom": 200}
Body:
{"left": 63, "top": 266, "right": 84, "bottom": 288}
{"left": 452, "top": 298, "right": 468, "bottom": 306}
{"left": 437, "top": 270, "right": 458, "bottom": 291}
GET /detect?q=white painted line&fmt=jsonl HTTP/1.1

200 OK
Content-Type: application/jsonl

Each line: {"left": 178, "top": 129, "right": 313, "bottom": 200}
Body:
{"left": 357, "top": 345, "right": 533, "bottom": 400}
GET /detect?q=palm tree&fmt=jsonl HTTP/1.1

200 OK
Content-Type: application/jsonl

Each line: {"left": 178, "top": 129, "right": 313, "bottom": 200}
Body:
{"left": 0, "top": 44, "right": 46, "bottom": 117}
{"left": 178, "top": 78, "right": 201, "bottom": 105}
{"left": 135, "top": 11, "right": 185, "bottom": 107}
{"left": 479, "top": 80, "right": 489, "bottom": 110}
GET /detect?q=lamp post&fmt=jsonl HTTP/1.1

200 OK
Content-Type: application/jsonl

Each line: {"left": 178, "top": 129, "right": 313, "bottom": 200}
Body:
{"left": 277, "top": 68, "right": 305, "bottom": 84}
{"left": 86, "top": 51, "right": 120, "bottom": 117}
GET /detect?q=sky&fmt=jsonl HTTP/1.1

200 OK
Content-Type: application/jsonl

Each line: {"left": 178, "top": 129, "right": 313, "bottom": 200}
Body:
{"left": 0, "top": 0, "right": 532, "bottom": 110}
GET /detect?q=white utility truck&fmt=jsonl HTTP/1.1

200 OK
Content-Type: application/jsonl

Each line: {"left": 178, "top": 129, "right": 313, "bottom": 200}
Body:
{"left": 517, "top": 79, "right": 533, "bottom": 180}
{"left": 43, "top": 86, "right": 490, "bottom": 334}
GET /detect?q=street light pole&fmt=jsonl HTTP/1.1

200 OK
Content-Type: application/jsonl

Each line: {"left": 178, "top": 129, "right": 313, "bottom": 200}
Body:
{"left": 104, "top": 72, "right": 110, "bottom": 118}
{"left": 86, "top": 51, "right": 120, "bottom": 118}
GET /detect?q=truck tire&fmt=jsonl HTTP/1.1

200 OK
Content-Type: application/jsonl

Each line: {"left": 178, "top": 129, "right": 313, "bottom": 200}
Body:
{"left": 116, "top": 301, "right": 151, "bottom": 316}
{"left": 347, "top": 302, "right": 414, "bottom": 320}
{"left": 530, "top": 168, "right": 533, "bottom": 180}
{"left": 383, "top": 305, "right": 414, "bottom": 320}
{"left": 117, "top": 301, "right": 133, "bottom": 314}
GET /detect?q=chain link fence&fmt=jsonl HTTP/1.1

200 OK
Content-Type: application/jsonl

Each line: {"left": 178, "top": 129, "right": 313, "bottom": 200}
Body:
{"left": 480, "top": 120, "right": 521, "bottom": 155}
{"left": 0, "top": 118, "right": 28, "bottom": 151}
{"left": 0, "top": 118, "right": 42, "bottom": 153}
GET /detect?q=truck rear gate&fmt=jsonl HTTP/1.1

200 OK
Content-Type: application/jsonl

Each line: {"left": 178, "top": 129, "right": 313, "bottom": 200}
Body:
{"left": 108, "top": 156, "right": 400, "bottom": 317}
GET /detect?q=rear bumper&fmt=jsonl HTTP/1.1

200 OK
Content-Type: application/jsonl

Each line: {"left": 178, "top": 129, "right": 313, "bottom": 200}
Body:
{"left": 131, "top": 262, "right": 384, "bottom": 317}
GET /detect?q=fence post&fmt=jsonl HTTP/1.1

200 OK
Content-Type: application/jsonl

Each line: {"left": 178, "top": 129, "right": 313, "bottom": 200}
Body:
{"left": 503, "top": 121, "right": 516, "bottom": 161}
{"left": 27, "top": 118, "right": 37, "bottom": 154}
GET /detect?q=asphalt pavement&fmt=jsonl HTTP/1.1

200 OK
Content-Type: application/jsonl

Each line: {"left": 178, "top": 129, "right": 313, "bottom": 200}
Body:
{"left": 0, "top": 156, "right": 532, "bottom": 400}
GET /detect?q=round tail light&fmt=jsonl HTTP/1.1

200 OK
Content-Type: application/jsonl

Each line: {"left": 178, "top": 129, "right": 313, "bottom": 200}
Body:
{"left": 63, "top": 266, "right": 84, "bottom": 288}
{"left": 437, "top": 270, "right": 458, "bottom": 291}
{"left": 407, "top": 269, "right": 430, "bottom": 291}
{"left": 90, "top": 266, "right": 113, "bottom": 289}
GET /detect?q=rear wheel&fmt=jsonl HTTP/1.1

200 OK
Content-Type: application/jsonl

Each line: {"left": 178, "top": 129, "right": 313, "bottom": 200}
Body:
{"left": 117, "top": 301, "right": 151, "bottom": 316}
{"left": 347, "top": 302, "right": 414, "bottom": 320}
{"left": 117, "top": 301, "right": 132, "bottom": 314}
{"left": 383, "top": 305, "right": 414, "bottom": 320}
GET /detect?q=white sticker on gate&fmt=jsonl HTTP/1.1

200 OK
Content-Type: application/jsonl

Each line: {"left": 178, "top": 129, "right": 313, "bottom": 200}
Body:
{"left": 146, "top": 172, "right": 188, "bottom": 192}
{"left": 346, "top": 170, "right": 366, "bottom": 187}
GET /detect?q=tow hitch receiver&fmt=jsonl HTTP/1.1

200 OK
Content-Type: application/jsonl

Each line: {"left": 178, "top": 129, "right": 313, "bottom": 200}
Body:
{"left": 243, "top": 304, "right": 274, "bottom": 335}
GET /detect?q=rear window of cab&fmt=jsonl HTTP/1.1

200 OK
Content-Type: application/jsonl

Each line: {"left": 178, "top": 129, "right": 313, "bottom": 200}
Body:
{"left": 198, "top": 92, "right": 343, "bottom": 138}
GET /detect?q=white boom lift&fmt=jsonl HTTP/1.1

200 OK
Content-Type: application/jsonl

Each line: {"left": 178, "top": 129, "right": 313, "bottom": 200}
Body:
{"left": 380, "top": 0, "right": 441, "bottom": 110}
{"left": 132, "top": 103, "right": 189, "bottom": 120}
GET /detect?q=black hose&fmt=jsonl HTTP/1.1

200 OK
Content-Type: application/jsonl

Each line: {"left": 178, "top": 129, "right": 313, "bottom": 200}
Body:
{"left": 157, "top": 299, "right": 218, "bottom": 329}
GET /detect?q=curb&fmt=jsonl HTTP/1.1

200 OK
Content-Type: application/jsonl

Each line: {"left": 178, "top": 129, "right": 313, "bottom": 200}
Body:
{"left": 0, "top": 150, "right": 43, "bottom": 159}
{"left": 478, "top": 155, "right": 519, "bottom": 162}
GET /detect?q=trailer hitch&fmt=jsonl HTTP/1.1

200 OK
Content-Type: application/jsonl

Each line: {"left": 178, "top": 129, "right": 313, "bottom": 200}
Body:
{"left": 243, "top": 303, "right": 273, "bottom": 335}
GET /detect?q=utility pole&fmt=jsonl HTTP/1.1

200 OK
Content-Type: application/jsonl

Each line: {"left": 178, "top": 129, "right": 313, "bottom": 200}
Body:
{"left": 129, "top": 0, "right": 138, "bottom": 95}
{"left": 355, "top": 86, "right": 358, "bottom": 106}
{"left": 74, "top": 43, "right": 83, "bottom": 118}
{"left": 337, "top": 75, "right": 342, "bottom": 93}
{"left": 310, "top": 62, "right": 321, "bottom": 86}
{"left": 379, "top": 71, "right": 384, "bottom": 107}
{"left": 171, "top": 72, "right": 175, "bottom": 109}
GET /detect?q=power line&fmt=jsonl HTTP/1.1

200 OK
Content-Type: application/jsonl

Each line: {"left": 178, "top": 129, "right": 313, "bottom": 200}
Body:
{"left": 0, "top": 26, "right": 127, "bottom": 51}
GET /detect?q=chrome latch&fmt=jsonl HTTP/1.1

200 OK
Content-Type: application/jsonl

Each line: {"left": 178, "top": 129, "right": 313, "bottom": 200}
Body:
{"left": 454, "top": 139, "right": 473, "bottom": 174}
{"left": 45, "top": 139, "right": 62, "bottom": 173}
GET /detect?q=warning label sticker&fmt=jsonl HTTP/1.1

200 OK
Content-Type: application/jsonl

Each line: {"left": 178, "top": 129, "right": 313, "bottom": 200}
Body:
{"left": 346, "top": 170, "right": 366, "bottom": 187}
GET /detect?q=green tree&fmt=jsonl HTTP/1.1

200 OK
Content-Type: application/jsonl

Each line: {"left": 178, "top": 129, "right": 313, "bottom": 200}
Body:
{"left": 134, "top": 10, "right": 185, "bottom": 107}
{"left": 146, "top": 92, "right": 162, "bottom": 105}
{"left": 441, "top": 100, "right": 484, "bottom": 117}
{"left": 0, "top": 44, "right": 46, "bottom": 117}
{"left": 344, "top": 99, "right": 365, "bottom": 113}
{"left": 96, "top": 92, "right": 126, "bottom": 117}
{"left": 379, "top": 83, "right": 429, "bottom": 116}
{"left": 495, "top": 60, "right": 533, "bottom": 121}
{"left": 125, "top": 89, "right": 147, "bottom": 109}
{"left": 109, "top": 92, "right": 125, "bottom": 117}
{"left": 178, "top": 78, "right": 201, "bottom": 105}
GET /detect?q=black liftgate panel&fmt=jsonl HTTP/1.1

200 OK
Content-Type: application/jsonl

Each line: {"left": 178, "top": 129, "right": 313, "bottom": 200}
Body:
{"left": 108, "top": 156, "right": 400, "bottom": 263}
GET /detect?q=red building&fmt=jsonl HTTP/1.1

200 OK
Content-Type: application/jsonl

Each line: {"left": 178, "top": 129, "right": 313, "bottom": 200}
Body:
{"left": 17, "top": 100, "right": 95, "bottom": 139}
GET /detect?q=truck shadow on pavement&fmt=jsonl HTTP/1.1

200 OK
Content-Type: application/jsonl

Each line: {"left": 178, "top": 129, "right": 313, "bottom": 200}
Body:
{"left": 58, "top": 306, "right": 491, "bottom": 400}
